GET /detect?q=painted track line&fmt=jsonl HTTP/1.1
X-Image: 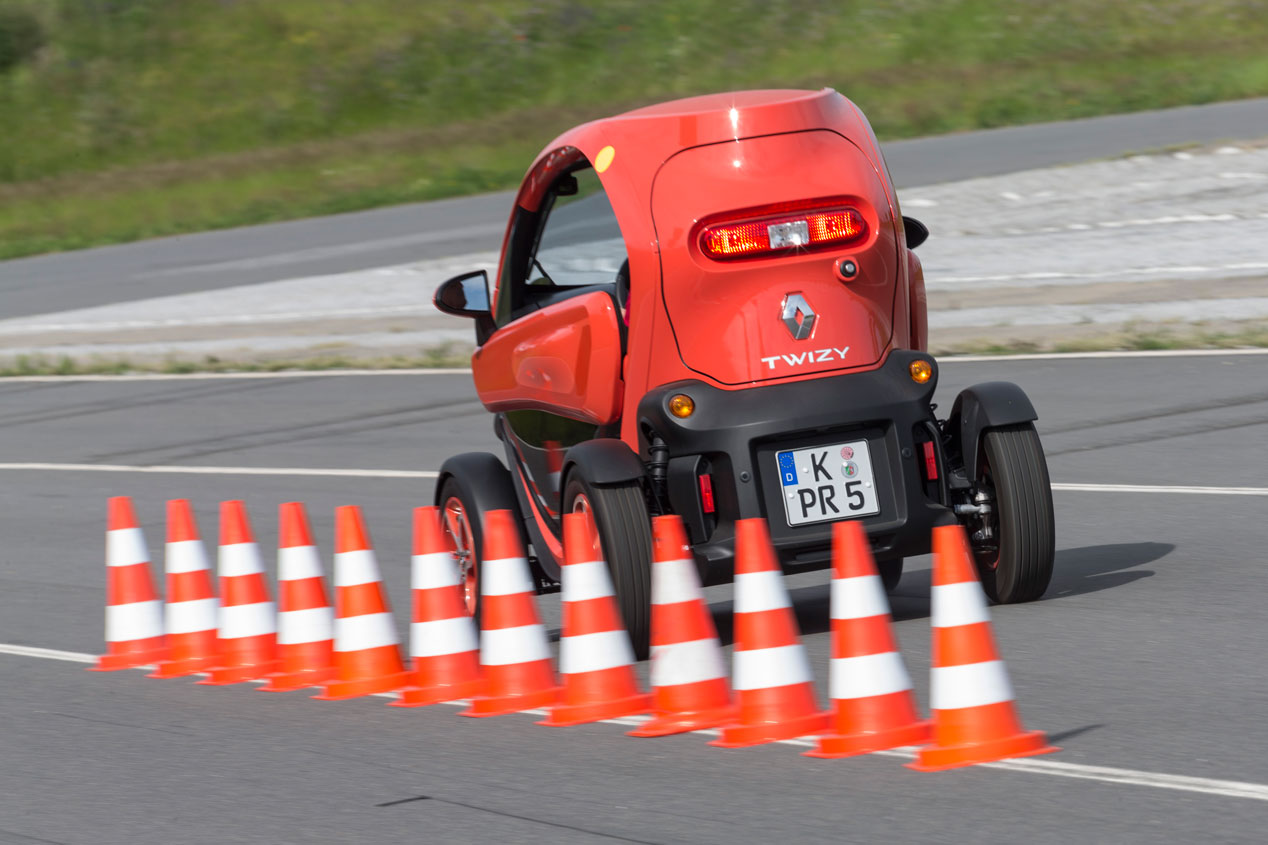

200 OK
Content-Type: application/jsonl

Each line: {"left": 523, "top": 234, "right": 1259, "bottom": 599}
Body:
{"left": 1053, "top": 482, "right": 1268, "bottom": 496}
{"left": 0, "top": 462, "right": 438, "bottom": 479}
{"left": 0, "top": 347, "right": 1265, "bottom": 383}
{"left": 0, "top": 463, "right": 1264, "bottom": 496}
{"left": 0, "top": 368, "right": 471, "bottom": 382}
{"left": 3, "top": 642, "right": 1265, "bottom": 804}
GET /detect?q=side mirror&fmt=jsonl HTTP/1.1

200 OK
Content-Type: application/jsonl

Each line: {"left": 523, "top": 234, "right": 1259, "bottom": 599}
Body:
{"left": 903, "top": 216, "right": 929, "bottom": 250}
{"left": 435, "top": 269, "right": 491, "bottom": 318}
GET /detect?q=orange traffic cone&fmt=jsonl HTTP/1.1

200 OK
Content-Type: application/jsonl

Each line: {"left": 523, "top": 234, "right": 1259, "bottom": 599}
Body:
{"left": 628, "top": 515, "right": 734, "bottom": 737}
{"left": 711, "top": 518, "right": 829, "bottom": 747}
{"left": 149, "top": 499, "right": 217, "bottom": 678}
{"left": 908, "top": 522, "right": 1057, "bottom": 771}
{"left": 201, "top": 501, "right": 279, "bottom": 684}
{"left": 260, "top": 502, "right": 334, "bottom": 692}
{"left": 461, "top": 509, "right": 560, "bottom": 717}
{"left": 314, "top": 506, "right": 410, "bottom": 699}
{"left": 92, "top": 496, "right": 167, "bottom": 671}
{"left": 805, "top": 520, "right": 929, "bottom": 757}
{"left": 540, "top": 513, "right": 650, "bottom": 726}
{"left": 391, "top": 506, "right": 482, "bottom": 707}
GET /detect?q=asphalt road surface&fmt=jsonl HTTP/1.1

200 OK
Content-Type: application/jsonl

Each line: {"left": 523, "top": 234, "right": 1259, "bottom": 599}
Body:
{"left": 2, "top": 96, "right": 1266, "bottom": 320}
{"left": 0, "top": 353, "right": 1265, "bottom": 843}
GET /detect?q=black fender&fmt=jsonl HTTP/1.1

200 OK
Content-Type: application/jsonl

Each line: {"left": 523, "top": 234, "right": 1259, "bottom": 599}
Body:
{"left": 433, "top": 452, "right": 531, "bottom": 558}
{"left": 948, "top": 382, "right": 1038, "bottom": 469}
{"left": 560, "top": 438, "right": 647, "bottom": 487}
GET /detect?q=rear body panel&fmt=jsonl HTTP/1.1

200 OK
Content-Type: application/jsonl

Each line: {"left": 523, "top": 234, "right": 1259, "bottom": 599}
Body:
{"left": 651, "top": 130, "right": 901, "bottom": 385}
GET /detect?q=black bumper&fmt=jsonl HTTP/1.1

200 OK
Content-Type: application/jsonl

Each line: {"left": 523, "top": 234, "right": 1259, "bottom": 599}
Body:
{"left": 637, "top": 350, "right": 951, "bottom": 584}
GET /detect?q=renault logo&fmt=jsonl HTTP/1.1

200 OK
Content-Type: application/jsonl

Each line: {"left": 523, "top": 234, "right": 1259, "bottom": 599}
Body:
{"left": 780, "top": 293, "right": 816, "bottom": 340}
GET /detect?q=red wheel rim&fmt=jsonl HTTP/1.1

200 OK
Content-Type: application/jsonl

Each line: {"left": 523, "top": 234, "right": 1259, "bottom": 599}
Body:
{"left": 570, "top": 493, "right": 602, "bottom": 557}
{"left": 441, "top": 496, "right": 478, "bottom": 615}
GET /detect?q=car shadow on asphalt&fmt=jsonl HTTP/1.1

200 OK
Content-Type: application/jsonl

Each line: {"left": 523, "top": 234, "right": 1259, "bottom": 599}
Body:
{"left": 704, "top": 541, "right": 1175, "bottom": 644}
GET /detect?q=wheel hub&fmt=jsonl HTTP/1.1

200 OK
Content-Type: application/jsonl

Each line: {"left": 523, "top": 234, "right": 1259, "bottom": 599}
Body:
{"left": 441, "top": 496, "right": 478, "bottom": 615}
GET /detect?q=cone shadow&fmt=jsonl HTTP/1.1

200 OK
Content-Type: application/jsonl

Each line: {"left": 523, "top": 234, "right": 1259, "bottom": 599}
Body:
{"left": 701, "top": 540, "right": 1174, "bottom": 644}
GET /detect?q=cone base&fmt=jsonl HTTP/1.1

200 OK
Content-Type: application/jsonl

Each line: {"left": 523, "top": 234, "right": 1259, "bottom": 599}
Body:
{"left": 389, "top": 678, "right": 483, "bottom": 708}
{"left": 198, "top": 661, "right": 280, "bottom": 685}
{"left": 628, "top": 705, "right": 737, "bottom": 737}
{"left": 538, "top": 692, "right": 652, "bottom": 727}
{"left": 804, "top": 720, "right": 932, "bottom": 758}
{"left": 460, "top": 686, "right": 561, "bottom": 717}
{"left": 90, "top": 641, "right": 167, "bottom": 671}
{"left": 907, "top": 730, "right": 1058, "bottom": 772}
{"left": 710, "top": 710, "right": 831, "bottom": 748}
{"left": 313, "top": 670, "right": 411, "bottom": 700}
{"left": 147, "top": 654, "right": 216, "bottom": 678}
{"left": 258, "top": 668, "right": 332, "bottom": 692}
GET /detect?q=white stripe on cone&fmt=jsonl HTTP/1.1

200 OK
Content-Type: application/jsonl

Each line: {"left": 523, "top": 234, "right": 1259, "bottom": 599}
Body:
{"left": 931, "top": 582, "right": 992, "bottom": 627}
{"left": 106, "top": 528, "right": 149, "bottom": 567}
{"left": 278, "top": 546, "right": 323, "bottom": 581}
{"left": 411, "top": 552, "right": 462, "bottom": 590}
{"left": 733, "top": 570, "right": 792, "bottom": 613}
{"left": 165, "top": 540, "right": 211, "bottom": 574}
{"left": 333, "top": 612, "right": 397, "bottom": 651}
{"left": 165, "top": 598, "right": 218, "bottom": 635}
{"left": 830, "top": 575, "right": 891, "bottom": 620}
{"left": 650, "top": 558, "right": 704, "bottom": 606}
{"left": 560, "top": 630, "right": 634, "bottom": 675}
{"left": 410, "top": 616, "right": 478, "bottom": 657}
{"left": 481, "top": 624, "right": 551, "bottom": 665}
{"left": 277, "top": 606, "right": 333, "bottom": 645}
{"left": 333, "top": 549, "right": 382, "bottom": 587}
{"left": 105, "top": 600, "right": 164, "bottom": 642}
{"left": 650, "top": 638, "right": 728, "bottom": 687}
{"left": 219, "top": 543, "right": 265, "bottom": 577}
{"left": 733, "top": 644, "right": 814, "bottom": 691}
{"left": 561, "top": 560, "right": 616, "bottom": 603}
{"left": 930, "top": 660, "right": 1015, "bottom": 710}
{"left": 219, "top": 601, "right": 276, "bottom": 639}
{"left": 481, "top": 557, "right": 536, "bottom": 596}
{"left": 829, "top": 652, "right": 914, "bottom": 700}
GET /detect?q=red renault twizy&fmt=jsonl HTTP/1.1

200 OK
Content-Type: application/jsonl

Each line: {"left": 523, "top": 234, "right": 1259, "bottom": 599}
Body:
{"left": 433, "top": 88, "right": 1055, "bottom": 656}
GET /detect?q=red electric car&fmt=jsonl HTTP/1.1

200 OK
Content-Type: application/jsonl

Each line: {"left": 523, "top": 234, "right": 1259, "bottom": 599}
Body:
{"left": 433, "top": 88, "right": 1055, "bottom": 656}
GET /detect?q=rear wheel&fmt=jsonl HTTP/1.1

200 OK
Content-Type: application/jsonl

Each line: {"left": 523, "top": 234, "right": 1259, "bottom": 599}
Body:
{"left": 968, "top": 423, "right": 1055, "bottom": 603}
{"left": 561, "top": 472, "right": 653, "bottom": 660}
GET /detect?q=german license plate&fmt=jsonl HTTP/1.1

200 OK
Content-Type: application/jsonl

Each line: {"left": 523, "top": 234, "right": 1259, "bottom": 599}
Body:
{"left": 775, "top": 440, "right": 880, "bottom": 526}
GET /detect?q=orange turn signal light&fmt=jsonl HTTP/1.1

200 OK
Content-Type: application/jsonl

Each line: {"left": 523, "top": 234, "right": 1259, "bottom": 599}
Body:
{"left": 909, "top": 359, "right": 933, "bottom": 384}
{"left": 668, "top": 394, "right": 695, "bottom": 418}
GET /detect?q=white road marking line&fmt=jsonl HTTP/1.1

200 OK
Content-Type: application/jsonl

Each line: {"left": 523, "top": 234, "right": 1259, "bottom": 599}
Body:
{"left": 0, "top": 369, "right": 471, "bottom": 382}
{"left": 1053, "top": 483, "right": 1268, "bottom": 496}
{"left": 3, "top": 641, "right": 1266, "bottom": 803}
{"left": 0, "top": 463, "right": 1263, "bottom": 496}
{"left": 0, "top": 462, "right": 438, "bottom": 479}
{"left": 934, "top": 260, "right": 1268, "bottom": 286}
{"left": 942, "top": 348, "right": 1268, "bottom": 362}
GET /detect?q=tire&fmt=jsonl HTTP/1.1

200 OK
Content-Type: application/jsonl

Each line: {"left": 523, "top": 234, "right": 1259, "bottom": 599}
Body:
{"left": 436, "top": 475, "right": 485, "bottom": 623}
{"left": 879, "top": 558, "right": 903, "bottom": 594}
{"left": 561, "top": 472, "right": 653, "bottom": 660}
{"left": 972, "top": 423, "right": 1055, "bottom": 603}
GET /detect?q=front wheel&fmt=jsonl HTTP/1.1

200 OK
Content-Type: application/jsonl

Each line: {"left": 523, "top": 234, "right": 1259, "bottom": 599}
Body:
{"left": 968, "top": 423, "right": 1055, "bottom": 603}
{"left": 561, "top": 472, "right": 653, "bottom": 660}
{"left": 436, "top": 476, "right": 484, "bottom": 621}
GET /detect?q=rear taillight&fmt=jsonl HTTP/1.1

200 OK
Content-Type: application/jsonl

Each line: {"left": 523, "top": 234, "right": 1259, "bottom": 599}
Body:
{"left": 698, "top": 201, "right": 867, "bottom": 260}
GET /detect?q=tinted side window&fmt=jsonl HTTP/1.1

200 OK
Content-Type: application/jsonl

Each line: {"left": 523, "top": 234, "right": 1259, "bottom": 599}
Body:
{"left": 528, "top": 167, "right": 625, "bottom": 288}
